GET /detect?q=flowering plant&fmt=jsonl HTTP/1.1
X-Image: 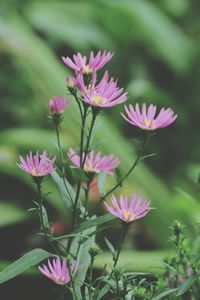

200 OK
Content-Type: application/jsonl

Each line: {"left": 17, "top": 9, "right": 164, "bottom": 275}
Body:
{"left": 0, "top": 50, "right": 182, "bottom": 300}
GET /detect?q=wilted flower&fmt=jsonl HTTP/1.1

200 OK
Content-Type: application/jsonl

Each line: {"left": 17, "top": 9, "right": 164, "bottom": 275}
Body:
{"left": 17, "top": 150, "right": 56, "bottom": 177}
{"left": 105, "top": 194, "right": 150, "bottom": 223}
{"left": 122, "top": 103, "right": 177, "bottom": 130}
{"left": 62, "top": 51, "right": 113, "bottom": 74}
{"left": 77, "top": 71, "right": 128, "bottom": 107}
{"left": 68, "top": 148, "right": 120, "bottom": 176}
{"left": 38, "top": 257, "right": 75, "bottom": 285}
{"left": 49, "top": 95, "right": 71, "bottom": 114}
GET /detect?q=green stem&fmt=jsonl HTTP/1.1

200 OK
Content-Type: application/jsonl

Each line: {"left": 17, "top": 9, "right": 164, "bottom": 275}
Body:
{"left": 113, "top": 223, "right": 129, "bottom": 269}
{"left": 55, "top": 124, "right": 74, "bottom": 206}
{"left": 35, "top": 180, "right": 58, "bottom": 254}
{"left": 89, "top": 257, "right": 94, "bottom": 300}
{"left": 91, "top": 132, "right": 151, "bottom": 215}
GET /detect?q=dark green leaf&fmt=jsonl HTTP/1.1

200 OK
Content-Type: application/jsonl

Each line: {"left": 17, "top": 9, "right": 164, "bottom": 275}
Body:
{"left": 0, "top": 249, "right": 54, "bottom": 284}
{"left": 70, "top": 166, "right": 89, "bottom": 181}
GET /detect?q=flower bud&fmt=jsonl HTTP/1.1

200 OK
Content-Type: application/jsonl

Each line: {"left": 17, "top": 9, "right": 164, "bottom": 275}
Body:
{"left": 89, "top": 243, "right": 101, "bottom": 258}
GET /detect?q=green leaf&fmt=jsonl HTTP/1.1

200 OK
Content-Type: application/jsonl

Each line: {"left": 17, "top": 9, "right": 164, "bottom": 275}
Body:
{"left": 153, "top": 288, "right": 178, "bottom": 300}
{"left": 98, "top": 172, "right": 107, "bottom": 197}
{"left": 0, "top": 203, "right": 27, "bottom": 227}
{"left": 51, "top": 171, "right": 75, "bottom": 210}
{"left": 74, "top": 214, "right": 115, "bottom": 233}
{"left": 177, "top": 276, "right": 196, "bottom": 296}
{"left": 0, "top": 249, "right": 54, "bottom": 284}
{"left": 41, "top": 205, "right": 50, "bottom": 230}
{"left": 70, "top": 166, "right": 89, "bottom": 181}
{"left": 104, "top": 238, "right": 116, "bottom": 260}
{"left": 139, "top": 153, "right": 157, "bottom": 162}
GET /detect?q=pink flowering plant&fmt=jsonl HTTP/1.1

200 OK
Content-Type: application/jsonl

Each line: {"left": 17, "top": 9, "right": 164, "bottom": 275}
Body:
{"left": 0, "top": 50, "right": 186, "bottom": 300}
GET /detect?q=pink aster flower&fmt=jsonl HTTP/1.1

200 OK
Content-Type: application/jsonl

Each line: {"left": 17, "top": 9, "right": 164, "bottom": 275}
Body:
{"left": 105, "top": 194, "right": 150, "bottom": 223}
{"left": 68, "top": 148, "right": 120, "bottom": 176}
{"left": 39, "top": 257, "right": 75, "bottom": 285}
{"left": 122, "top": 103, "right": 177, "bottom": 130}
{"left": 77, "top": 71, "right": 128, "bottom": 107}
{"left": 49, "top": 95, "right": 71, "bottom": 114}
{"left": 62, "top": 50, "right": 113, "bottom": 74}
{"left": 17, "top": 150, "right": 56, "bottom": 177}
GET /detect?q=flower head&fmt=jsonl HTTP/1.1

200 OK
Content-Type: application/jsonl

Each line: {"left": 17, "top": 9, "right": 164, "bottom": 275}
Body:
{"left": 39, "top": 257, "right": 75, "bottom": 285}
{"left": 62, "top": 51, "right": 113, "bottom": 74}
{"left": 49, "top": 95, "right": 71, "bottom": 114}
{"left": 122, "top": 103, "right": 177, "bottom": 130}
{"left": 17, "top": 150, "right": 56, "bottom": 177}
{"left": 77, "top": 71, "right": 128, "bottom": 108}
{"left": 105, "top": 194, "right": 150, "bottom": 223}
{"left": 68, "top": 148, "right": 120, "bottom": 176}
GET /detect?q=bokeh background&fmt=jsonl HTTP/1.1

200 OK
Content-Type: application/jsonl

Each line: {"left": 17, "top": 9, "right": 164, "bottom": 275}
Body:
{"left": 0, "top": 0, "right": 200, "bottom": 299}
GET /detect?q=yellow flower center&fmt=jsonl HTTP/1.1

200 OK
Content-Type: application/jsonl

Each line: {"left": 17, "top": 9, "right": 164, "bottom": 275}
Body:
{"left": 30, "top": 166, "right": 36, "bottom": 175}
{"left": 123, "top": 211, "right": 130, "bottom": 221}
{"left": 83, "top": 65, "right": 92, "bottom": 74}
{"left": 145, "top": 119, "right": 151, "bottom": 128}
{"left": 91, "top": 96, "right": 106, "bottom": 105}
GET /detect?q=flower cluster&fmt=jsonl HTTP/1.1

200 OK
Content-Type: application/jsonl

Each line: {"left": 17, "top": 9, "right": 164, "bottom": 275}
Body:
{"left": 15, "top": 50, "right": 179, "bottom": 296}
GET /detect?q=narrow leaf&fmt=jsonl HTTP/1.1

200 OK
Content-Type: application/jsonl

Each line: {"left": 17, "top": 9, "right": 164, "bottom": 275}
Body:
{"left": 98, "top": 172, "right": 107, "bottom": 197}
{"left": 115, "top": 168, "right": 123, "bottom": 187}
{"left": 51, "top": 171, "right": 75, "bottom": 209}
{"left": 153, "top": 288, "right": 178, "bottom": 300}
{"left": 177, "top": 276, "right": 196, "bottom": 296}
{"left": 74, "top": 214, "right": 115, "bottom": 233}
{"left": 0, "top": 249, "right": 54, "bottom": 284}
{"left": 104, "top": 238, "right": 116, "bottom": 257}
{"left": 70, "top": 166, "right": 89, "bottom": 181}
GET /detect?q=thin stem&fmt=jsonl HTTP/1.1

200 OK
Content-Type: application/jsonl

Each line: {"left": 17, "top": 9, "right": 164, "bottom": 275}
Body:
{"left": 113, "top": 223, "right": 129, "bottom": 269}
{"left": 91, "top": 132, "right": 151, "bottom": 215}
{"left": 89, "top": 257, "right": 94, "bottom": 300}
{"left": 55, "top": 124, "right": 74, "bottom": 206}
{"left": 35, "top": 180, "right": 59, "bottom": 254}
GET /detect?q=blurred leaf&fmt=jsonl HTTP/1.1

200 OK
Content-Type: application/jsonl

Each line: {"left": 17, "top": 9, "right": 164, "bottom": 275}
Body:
{"left": 177, "top": 275, "right": 196, "bottom": 296}
{"left": 100, "top": 0, "right": 194, "bottom": 72}
{"left": 0, "top": 202, "right": 27, "bottom": 227}
{"left": 0, "top": 249, "right": 54, "bottom": 284}
{"left": 25, "top": 1, "right": 114, "bottom": 50}
{"left": 98, "top": 172, "right": 107, "bottom": 197}
{"left": 104, "top": 237, "right": 116, "bottom": 259}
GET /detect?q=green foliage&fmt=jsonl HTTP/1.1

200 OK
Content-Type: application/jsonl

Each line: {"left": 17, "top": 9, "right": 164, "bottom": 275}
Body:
{"left": 0, "top": 249, "right": 54, "bottom": 284}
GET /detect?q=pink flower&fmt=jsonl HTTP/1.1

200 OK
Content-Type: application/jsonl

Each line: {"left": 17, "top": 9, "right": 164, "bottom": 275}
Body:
{"left": 68, "top": 148, "right": 120, "bottom": 176}
{"left": 77, "top": 71, "right": 128, "bottom": 107}
{"left": 66, "top": 76, "right": 77, "bottom": 87}
{"left": 17, "top": 150, "right": 56, "bottom": 177}
{"left": 49, "top": 95, "right": 71, "bottom": 114}
{"left": 39, "top": 257, "right": 75, "bottom": 285}
{"left": 122, "top": 103, "right": 177, "bottom": 130}
{"left": 62, "top": 51, "right": 113, "bottom": 74}
{"left": 105, "top": 194, "right": 150, "bottom": 223}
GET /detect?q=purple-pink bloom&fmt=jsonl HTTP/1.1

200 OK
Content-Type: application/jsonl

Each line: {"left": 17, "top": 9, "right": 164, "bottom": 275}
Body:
{"left": 105, "top": 194, "right": 150, "bottom": 223}
{"left": 38, "top": 257, "right": 75, "bottom": 285}
{"left": 49, "top": 95, "right": 71, "bottom": 114}
{"left": 68, "top": 148, "right": 120, "bottom": 176}
{"left": 62, "top": 51, "right": 113, "bottom": 74}
{"left": 17, "top": 150, "right": 56, "bottom": 177}
{"left": 122, "top": 103, "right": 177, "bottom": 130}
{"left": 77, "top": 71, "right": 128, "bottom": 107}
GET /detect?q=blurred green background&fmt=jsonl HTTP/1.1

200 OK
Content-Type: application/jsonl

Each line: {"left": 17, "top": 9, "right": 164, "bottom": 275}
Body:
{"left": 0, "top": 0, "right": 200, "bottom": 298}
